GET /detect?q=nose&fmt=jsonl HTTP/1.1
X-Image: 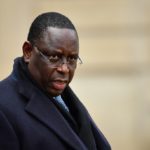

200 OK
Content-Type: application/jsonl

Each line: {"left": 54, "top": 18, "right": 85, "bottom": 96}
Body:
{"left": 57, "top": 63, "right": 69, "bottom": 73}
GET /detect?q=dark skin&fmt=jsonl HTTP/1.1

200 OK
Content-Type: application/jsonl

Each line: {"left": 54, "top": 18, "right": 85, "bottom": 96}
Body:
{"left": 23, "top": 27, "right": 79, "bottom": 96}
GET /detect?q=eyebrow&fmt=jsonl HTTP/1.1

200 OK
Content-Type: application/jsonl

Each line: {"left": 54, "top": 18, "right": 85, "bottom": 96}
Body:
{"left": 37, "top": 46, "right": 78, "bottom": 56}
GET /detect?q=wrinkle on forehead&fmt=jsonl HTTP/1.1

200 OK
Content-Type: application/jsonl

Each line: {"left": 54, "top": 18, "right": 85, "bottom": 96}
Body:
{"left": 38, "top": 27, "right": 79, "bottom": 51}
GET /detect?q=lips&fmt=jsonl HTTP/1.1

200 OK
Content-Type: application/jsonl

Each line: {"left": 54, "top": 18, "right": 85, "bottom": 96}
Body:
{"left": 51, "top": 80, "right": 67, "bottom": 91}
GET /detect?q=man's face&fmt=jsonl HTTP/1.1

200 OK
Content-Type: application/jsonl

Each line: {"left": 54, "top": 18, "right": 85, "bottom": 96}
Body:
{"left": 23, "top": 27, "right": 79, "bottom": 96}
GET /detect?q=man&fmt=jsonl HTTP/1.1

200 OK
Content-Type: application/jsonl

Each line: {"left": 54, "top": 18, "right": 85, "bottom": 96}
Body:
{"left": 0, "top": 12, "right": 111, "bottom": 150}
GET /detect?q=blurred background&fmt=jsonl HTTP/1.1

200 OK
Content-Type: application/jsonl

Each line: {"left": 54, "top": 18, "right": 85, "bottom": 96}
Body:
{"left": 0, "top": 0, "right": 150, "bottom": 149}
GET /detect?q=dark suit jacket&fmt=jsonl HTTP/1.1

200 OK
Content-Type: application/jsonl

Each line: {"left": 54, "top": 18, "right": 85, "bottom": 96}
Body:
{"left": 0, "top": 58, "right": 111, "bottom": 150}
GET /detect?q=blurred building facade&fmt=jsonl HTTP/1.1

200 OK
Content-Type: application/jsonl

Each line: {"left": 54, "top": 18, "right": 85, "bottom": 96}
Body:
{"left": 0, "top": 0, "right": 150, "bottom": 149}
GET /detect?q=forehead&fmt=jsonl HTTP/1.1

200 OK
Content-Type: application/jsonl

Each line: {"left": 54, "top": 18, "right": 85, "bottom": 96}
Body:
{"left": 37, "top": 27, "right": 79, "bottom": 53}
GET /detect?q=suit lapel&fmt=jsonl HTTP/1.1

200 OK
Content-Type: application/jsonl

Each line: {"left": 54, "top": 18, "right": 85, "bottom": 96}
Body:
{"left": 63, "top": 87, "right": 97, "bottom": 150}
{"left": 17, "top": 81, "right": 87, "bottom": 150}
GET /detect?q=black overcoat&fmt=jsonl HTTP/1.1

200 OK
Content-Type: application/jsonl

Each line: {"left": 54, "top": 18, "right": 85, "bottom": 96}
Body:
{"left": 0, "top": 58, "right": 111, "bottom": 150}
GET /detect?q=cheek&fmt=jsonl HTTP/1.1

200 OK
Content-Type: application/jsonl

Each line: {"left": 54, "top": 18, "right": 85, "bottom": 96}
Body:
{"left": 40, "top": 67, "right": 53, "bottom": 84}
{"left": 68, "top": 69, "right": 75, "bottom": 83}
{"left": 28, "top": 57, "right": 51, "bottom": 87}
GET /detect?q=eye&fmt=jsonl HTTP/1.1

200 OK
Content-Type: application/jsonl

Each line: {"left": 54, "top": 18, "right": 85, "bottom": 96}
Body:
{"left": 68, "top": 56, "right": 78, "bottom": 63}
{"left": 48, "top": 55, "right": 60, "bottom": 63}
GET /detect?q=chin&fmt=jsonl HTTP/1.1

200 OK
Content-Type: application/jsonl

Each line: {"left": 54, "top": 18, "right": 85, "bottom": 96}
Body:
{"left": 47, "top": 89, "right": 64, "bottom": 97}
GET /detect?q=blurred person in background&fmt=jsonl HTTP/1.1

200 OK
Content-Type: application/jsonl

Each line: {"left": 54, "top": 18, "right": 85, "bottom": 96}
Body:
{"left": 0, "top": 12, "right": 111, "bottom": 150}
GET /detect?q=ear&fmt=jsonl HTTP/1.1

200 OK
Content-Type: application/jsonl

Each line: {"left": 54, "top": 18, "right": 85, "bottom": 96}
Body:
{"left": 22, "top": 41, "right": 33, "bottom": 63}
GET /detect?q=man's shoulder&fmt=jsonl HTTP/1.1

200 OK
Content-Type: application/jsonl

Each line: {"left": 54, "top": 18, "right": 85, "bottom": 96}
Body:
{"left": 0, "top": 74, "right": 14, "bottom": 89}
{"left": 0, "top": 74, "right": 22, "bottom": 112}
{"left": 0, "top": 74, "right": 18, "bottom": 99}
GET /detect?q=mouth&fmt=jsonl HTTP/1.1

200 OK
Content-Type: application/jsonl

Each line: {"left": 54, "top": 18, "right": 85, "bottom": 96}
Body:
{"left": 51, "top": 79, "right": 68, "bottom": 91}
